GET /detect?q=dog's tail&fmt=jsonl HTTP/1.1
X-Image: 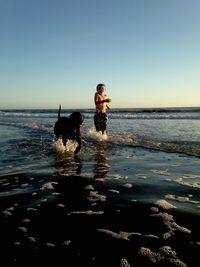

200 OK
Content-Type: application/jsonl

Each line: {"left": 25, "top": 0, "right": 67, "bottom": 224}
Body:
{"left": 58, "top": 104, "right": 61, "bottom": 119}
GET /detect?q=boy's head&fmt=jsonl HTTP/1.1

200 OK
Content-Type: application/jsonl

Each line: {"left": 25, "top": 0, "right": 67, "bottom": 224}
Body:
{"left": 96, "top": 83, "right": 106, "bottom": 92}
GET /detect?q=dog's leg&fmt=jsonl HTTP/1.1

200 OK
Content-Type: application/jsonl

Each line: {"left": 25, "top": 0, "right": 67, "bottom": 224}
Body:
{"left": 62, "top": 137, "right": 67, "bottom": 147}
{"left": 74, "top": 136, "right": 82, "bottom": 154}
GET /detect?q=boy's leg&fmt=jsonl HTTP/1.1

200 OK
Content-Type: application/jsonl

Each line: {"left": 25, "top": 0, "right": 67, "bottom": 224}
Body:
{"left": 100, "top": 113, "right": 107, "bottom": 134}
{"left": 94, "top": 113, "right": 100, "bottom": 132}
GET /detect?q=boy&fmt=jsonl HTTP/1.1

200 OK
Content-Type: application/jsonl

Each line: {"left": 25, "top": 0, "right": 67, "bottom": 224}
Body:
{"left": 94, "top": 83, "right": 111, "bottom": 134}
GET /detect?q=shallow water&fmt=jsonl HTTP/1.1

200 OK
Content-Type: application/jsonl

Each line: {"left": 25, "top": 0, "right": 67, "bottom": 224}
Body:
{"left": 0, "top": 108, "right": 200, "bottom": 210}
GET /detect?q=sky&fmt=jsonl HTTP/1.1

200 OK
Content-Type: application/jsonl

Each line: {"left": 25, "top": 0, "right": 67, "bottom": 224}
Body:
{"left": 0, "top": 0, "right": 200, "bottom": 109}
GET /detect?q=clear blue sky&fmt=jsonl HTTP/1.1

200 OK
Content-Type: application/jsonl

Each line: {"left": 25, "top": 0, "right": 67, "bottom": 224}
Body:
{"left": 0, "top": 0, "right": 200, "bottom": 109}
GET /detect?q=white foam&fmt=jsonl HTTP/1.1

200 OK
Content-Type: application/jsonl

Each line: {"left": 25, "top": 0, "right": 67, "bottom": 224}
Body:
{"left": 70, "top": 210, "right": 104, "bottom": 215}
{"left": 18, "top": 226, "right": 27, "bottom": 233}
{"left": 138, "top": 246, "right": 187, "bottom": 266}
{"left": 84, "top": 184, "right": 95, "bottom": 190}
{"left": 40, "top": 182, "right": 57, "bottom": 190}
{"left": 108, "top": 189, "right": 120, "bottom": 194}
{"left": 87, "top": 127, "right": 108, "bottom": 141}
{"left": 138, "top": 247, "right": 164, "bottom": 263}
{"left": 165, "top": 194, "right": 200, "bottom": 205}
{"left": 107, "top": 174, "right": 128, "bottom": 180}
{"left": 28, "top": 236, "right": 36, "bottom": 243}
{"left": 151, "top": 212, "right": 191, "bottom": 239}
{"left": 167, "top": 258, "right": 188, "bottom": 267}
{"left": 21, "top": 218, "right": 30, "bottom": 223}
{"left": 7, "top": 207, "right": 14, "bottom": 211}
{"left": 123, "top": 183, "right": 133, "bottom": 189}
{"left": 88, "top": 191, "right": 106, "bottom": 202}
{"left": 46, "top": 242, "right": 55, "bottom": 247}
{"left": 159, "top": 246, "right": 177, "bottom": 258}
{"left": 120, "top": 258, "right": 131, "bottom": 267}
{"left": 13, "top": 241, "right": 21, "bottom": 246}
{"left": 151, "top": 206, "right": 159, "bottom": 213}
{"left": 151, "top": 169, "right": 170, "bottom": 176}
{"left": 136, "top": 174, "right": 148, "bottom": 179}
{"left": 156, "top": 199, "right": 176, "bottom": 210}
{"left": 2, "top": 210, "right": 12, "bottom": 216}
{"left": 174, "top": 178, "right": 200, "bottom": 189}
{"left": 97, "top": 229, "right": 133, "bottom": 240}
{"left": 57, "top": 203, "right": 65, "bottom": 208}
{"left": 53, "top": 139, "right": 78, "bottom": 153}
{"left": 62, "top": 240, "right": 71, "bottom": 246}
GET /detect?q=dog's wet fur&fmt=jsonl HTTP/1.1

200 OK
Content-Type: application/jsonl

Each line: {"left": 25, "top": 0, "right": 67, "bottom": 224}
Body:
{"left": 54, "top": 105, "right": 84, "bottom": 154}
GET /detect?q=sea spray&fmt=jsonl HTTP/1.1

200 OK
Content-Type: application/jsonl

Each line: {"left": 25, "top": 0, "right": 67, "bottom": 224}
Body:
{"left": 53, "top": 139, "right": 78, "bottom": 153}
{"left": 88, "top": 127, "right": 108, "bottom": 141}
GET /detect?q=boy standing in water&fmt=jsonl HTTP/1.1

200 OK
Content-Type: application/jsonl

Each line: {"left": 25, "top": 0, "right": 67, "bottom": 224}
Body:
{"left": 94, "top": 83, "right": 111, "bottom": 135}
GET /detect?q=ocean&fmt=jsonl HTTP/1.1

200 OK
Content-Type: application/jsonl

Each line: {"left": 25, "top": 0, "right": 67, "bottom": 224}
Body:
{"left": 0, "top": 107, "right": 200, "bottom": 266}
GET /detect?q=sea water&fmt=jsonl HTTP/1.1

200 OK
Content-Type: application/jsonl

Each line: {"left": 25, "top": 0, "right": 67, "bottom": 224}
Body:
{"left": 0, "top": 107, "right": 200, "bottom": 184}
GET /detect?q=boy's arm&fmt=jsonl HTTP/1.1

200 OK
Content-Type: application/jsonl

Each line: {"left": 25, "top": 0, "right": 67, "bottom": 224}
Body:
{"left": 94, "top": 92, "right": 98, "bottom": 105}
{"left": 106, "top": 104, "right": 110, "bottom": 111}
{"left": 95, "top": 94, "right": 111, "bottom": 104}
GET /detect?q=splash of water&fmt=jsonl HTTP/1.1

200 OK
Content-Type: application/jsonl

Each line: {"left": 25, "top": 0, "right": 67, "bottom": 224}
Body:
{"left": 87, "top": 127, "right": 108, "bottom": 141}
{"left": 53, "top": 139, "right": 78, "bottom": 153}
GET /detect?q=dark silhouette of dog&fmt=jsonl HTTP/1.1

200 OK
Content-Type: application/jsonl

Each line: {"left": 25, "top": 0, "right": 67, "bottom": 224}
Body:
{"left": 54, "top": 105, "right": 84, "bottom": 154}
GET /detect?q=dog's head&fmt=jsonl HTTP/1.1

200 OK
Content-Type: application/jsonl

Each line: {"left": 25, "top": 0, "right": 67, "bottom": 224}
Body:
{"left": 69, "top": 112, "right": 84, "bottom": 126}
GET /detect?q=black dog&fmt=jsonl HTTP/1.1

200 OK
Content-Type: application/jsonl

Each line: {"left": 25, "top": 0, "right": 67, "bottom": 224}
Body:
{"left": 54, "top": 105, "right": 84, "bottom": 154}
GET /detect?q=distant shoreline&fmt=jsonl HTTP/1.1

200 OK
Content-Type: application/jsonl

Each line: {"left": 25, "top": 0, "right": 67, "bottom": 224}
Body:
{"left": 1, "top": 106, "right": 200, "bottom": 112}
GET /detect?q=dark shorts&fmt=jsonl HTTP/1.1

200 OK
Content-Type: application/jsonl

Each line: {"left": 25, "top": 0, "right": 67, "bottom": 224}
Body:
{"left": 94, "top": 112, "right": 108, "bottom": 132}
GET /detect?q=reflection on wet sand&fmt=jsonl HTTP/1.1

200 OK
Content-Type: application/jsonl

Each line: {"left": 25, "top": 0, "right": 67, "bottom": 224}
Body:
{"left": 93, "top": 142, "right": 110, "bottom": 180}
{"left": 52, "top": 151, "right": 82, "bottom": 175}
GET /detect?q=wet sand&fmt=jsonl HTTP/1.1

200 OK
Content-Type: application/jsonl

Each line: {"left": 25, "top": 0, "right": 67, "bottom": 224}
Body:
{"left": 1, "top": 145, "right": 200, "bottom": 266}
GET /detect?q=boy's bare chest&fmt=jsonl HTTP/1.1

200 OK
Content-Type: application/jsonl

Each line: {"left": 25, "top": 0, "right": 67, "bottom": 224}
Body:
{"left": 97, "top": 94, "right": 105, "bottom": 101}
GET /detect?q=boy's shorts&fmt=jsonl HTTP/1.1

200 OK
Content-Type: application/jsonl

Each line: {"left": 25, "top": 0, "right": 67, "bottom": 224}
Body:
{"left": 94, "top": 112, "right": 107, "bottom": 132}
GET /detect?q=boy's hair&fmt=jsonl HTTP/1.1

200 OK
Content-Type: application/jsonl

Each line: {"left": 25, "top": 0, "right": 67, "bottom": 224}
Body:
{"left": 96, "top": 83, "right": 106, "bottom": 91}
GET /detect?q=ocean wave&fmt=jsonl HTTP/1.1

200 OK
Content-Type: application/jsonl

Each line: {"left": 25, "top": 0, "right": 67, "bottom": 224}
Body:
{"left": 1, "top": 109, "right": 200, "bottom": 158}
{"left": 106, "top": 133, "right": 200, "bottom": 158}
{"left": 1, "top": 107, "right": 200, "bottom": 120}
